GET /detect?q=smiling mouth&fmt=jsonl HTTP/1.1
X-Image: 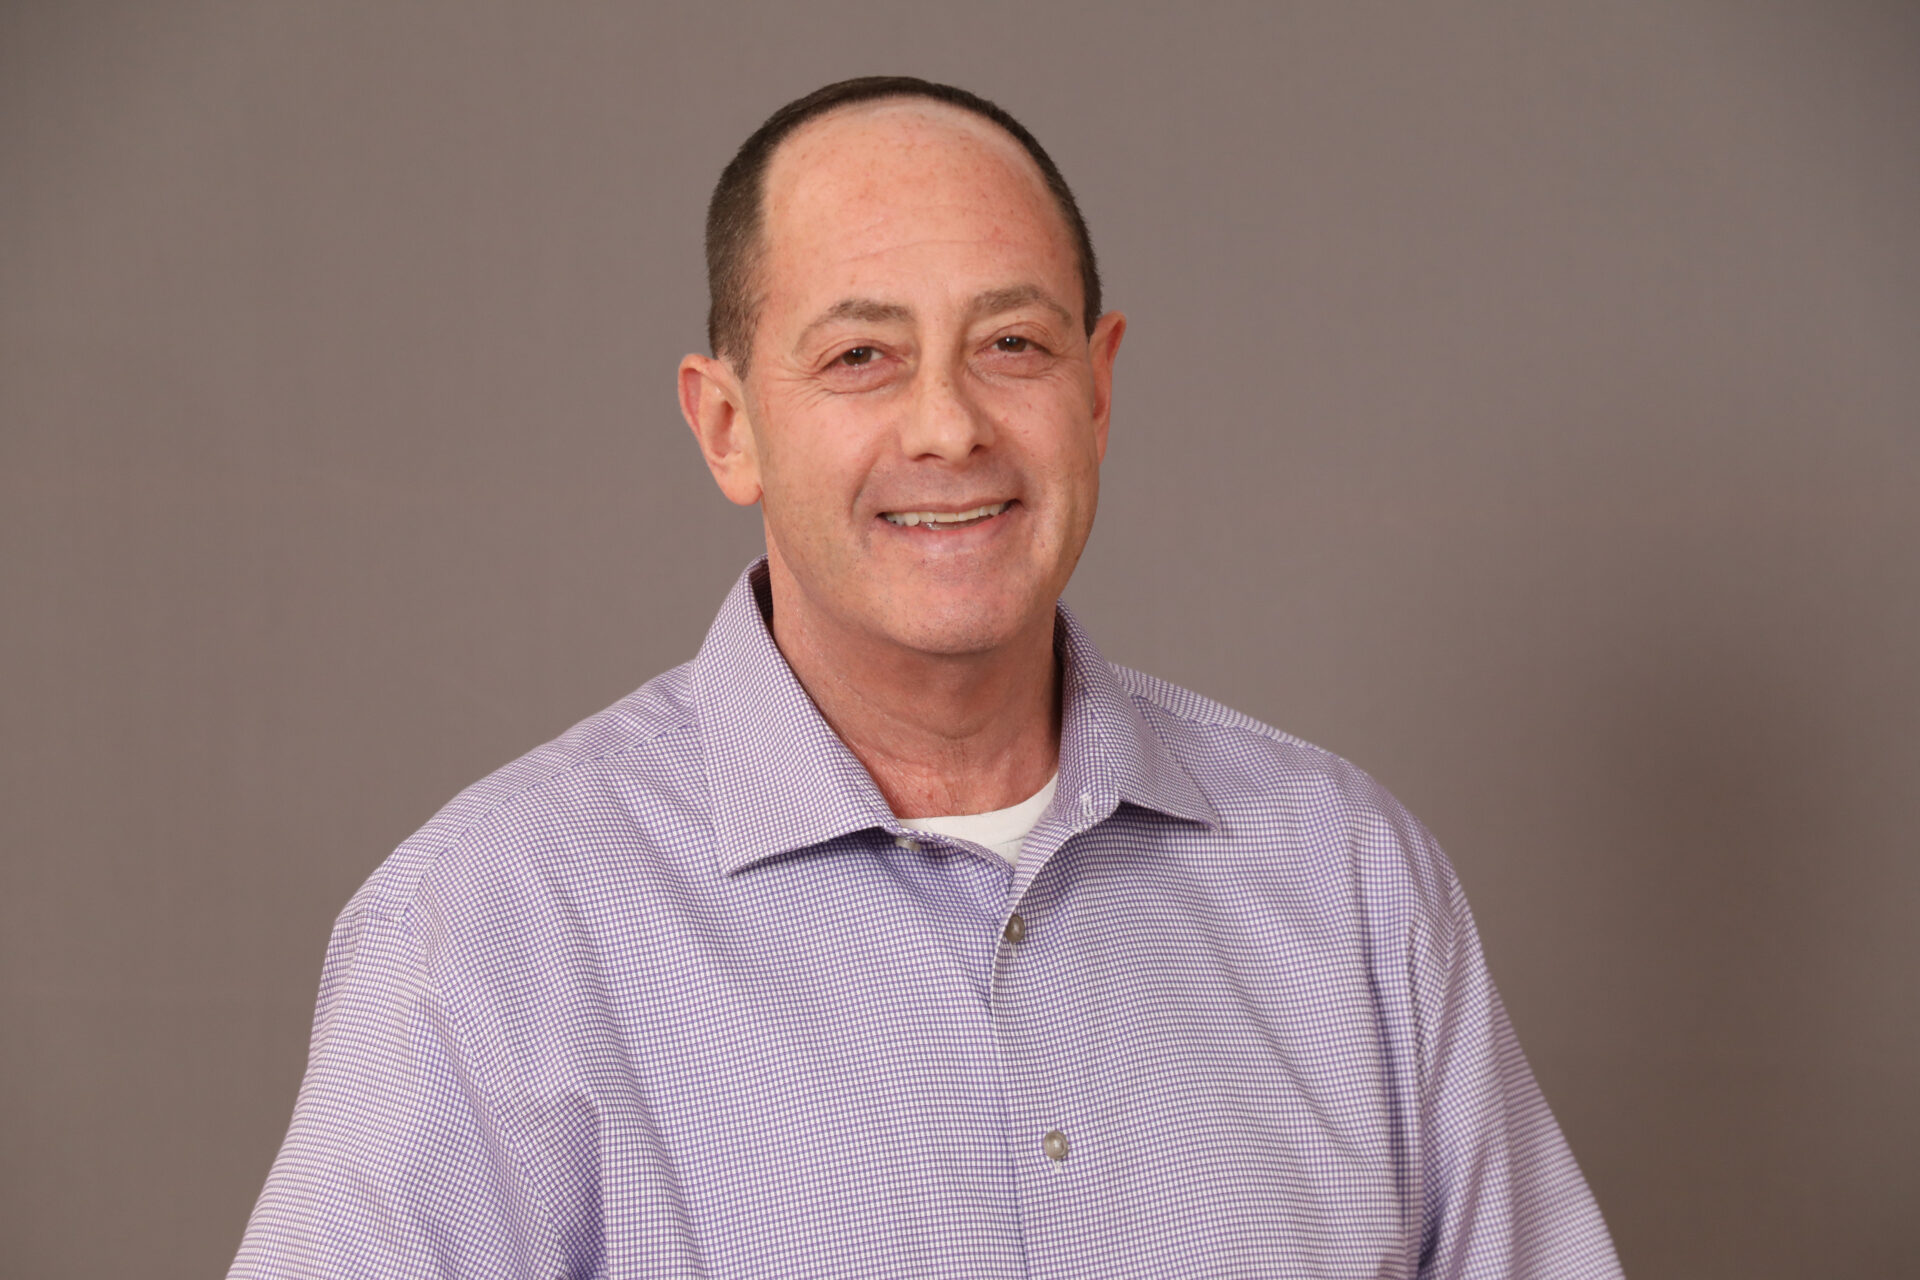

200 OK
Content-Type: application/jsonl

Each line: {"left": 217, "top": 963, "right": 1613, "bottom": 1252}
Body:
{"left": 881, "top": 501, "right": 1012, "bottom": 530}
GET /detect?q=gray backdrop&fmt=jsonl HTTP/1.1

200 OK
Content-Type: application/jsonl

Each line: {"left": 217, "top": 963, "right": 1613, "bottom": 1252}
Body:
{"left": 4, "top": 3, "right": 1916, "bottom": 1277}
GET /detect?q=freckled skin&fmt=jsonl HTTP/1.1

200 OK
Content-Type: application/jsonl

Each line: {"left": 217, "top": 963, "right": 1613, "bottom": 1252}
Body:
{"left": 679, "top": 99, "right": 1125, "bottom": 816}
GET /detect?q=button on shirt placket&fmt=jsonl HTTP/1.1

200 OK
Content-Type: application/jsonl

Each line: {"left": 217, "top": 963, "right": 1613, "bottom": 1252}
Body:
{"left": 990, "top": 827, "right": 1086, "bottom": 1280}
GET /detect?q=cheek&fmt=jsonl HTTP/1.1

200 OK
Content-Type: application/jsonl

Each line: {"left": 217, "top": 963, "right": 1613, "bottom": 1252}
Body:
{"left": 990, "top": 384, "right": 1102, "bottom": 472}
{"left": 752, "top": 410, "right": 879, "bottom": 528}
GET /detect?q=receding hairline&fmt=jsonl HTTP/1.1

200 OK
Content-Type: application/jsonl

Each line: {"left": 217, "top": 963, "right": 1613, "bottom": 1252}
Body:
{"left": 743, "top": 97, "right": 1075, "bottom": 348}
{"left": 767, "top": 94, "right": 1054, "bottom": 186}
{"left": 706, "top": 79, "right": 1102, "bottom": 375}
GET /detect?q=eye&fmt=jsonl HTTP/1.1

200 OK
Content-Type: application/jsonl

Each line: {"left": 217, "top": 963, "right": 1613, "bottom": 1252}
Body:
{"left": 994, "top": 335, "right": 1032, "bottom": 353}
{"left": 837, "top": 346, "right": 878, "bottom": 366}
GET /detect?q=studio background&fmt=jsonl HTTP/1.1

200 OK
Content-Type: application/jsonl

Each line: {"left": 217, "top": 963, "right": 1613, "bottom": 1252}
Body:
{"left": 3, "top": 3, "right": 1915, "bottom": 1277}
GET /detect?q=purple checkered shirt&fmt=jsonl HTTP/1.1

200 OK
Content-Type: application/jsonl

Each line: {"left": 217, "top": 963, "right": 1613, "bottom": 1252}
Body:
{"left": 233, "top": 560, "right": 1621, "bottom": 1279}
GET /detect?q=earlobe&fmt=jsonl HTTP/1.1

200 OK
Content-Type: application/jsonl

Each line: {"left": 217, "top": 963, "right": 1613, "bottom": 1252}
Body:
{"left": 678, "top": 354, "right": 763, "bottom": 506}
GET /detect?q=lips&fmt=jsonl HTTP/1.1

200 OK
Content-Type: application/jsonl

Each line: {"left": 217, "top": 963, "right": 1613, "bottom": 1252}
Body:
{"left": 880, "top": 501, "right": 1011, "bottom": 529}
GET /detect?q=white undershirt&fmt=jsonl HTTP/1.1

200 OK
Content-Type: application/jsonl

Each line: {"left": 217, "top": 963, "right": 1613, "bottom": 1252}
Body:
{"left": 897, "top": 773, "right": 1058, "bottom": 870}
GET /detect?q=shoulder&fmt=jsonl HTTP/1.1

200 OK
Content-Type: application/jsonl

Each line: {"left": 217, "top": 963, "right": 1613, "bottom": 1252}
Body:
{"left": 1111, "top": 662, "right": 1455, "bottom": 906}
{"left": 343, "top": 660, "right": 705, "bottom": 927}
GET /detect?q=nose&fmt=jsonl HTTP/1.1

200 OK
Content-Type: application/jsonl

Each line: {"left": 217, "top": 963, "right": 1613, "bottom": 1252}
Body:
{"left": 899, "top": 362, "right": 994, "bottom": 463}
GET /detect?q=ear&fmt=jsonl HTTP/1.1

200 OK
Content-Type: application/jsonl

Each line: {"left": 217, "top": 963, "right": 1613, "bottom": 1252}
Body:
{"left": 678, "top": 353, "right": 763, "bottom": 506}
{"left": 1086, "top": 310, "right": 1127, "bottom": 463}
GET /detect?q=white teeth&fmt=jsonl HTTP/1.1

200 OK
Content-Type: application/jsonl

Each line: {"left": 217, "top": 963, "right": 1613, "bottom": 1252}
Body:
{"left": 883, "top": 502, "right": 1009, "bottom": 528}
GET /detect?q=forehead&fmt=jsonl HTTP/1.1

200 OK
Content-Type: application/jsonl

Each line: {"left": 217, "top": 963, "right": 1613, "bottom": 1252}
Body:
{"left": 758, "top": 99, "right": 1074, "bottom": 288}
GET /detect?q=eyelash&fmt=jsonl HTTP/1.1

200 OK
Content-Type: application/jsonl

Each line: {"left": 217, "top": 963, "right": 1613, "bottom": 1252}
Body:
{"left": 824, "top": 335, "right": 1047, "bottom": 373}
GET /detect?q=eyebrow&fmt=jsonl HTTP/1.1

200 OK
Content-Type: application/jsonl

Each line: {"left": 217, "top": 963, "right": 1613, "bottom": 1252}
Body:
{"left": 793, "top": 285, "right": 1073, "bottom": 349}
{"left": 969, "top": 284, "right": 1072, "bottom": 326}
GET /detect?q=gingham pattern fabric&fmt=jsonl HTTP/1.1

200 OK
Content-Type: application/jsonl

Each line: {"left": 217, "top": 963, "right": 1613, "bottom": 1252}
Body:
{"left": 232, "top": 560, "right": 1622, "bottom": 1280}
{"left": 898, "top": 773, "right": 1058, "bottom": 868}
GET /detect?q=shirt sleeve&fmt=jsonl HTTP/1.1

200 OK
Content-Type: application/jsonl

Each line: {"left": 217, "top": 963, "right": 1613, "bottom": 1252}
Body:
{"left": 229, "top": 899, "right": 570, "bottom": 1280}
{"left": 1412, "top": 865, "right": 1625, "bottom": 1280}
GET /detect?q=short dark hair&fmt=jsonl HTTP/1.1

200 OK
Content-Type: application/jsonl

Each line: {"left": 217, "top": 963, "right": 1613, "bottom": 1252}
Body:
{"left": 704, "top": 75, "right": 1102, "bottom": 373}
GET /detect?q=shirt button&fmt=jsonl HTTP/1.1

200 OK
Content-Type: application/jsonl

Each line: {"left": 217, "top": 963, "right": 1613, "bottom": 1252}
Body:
{"left": 1042, "top": 1129, "right": 1070, "bottom": 1161}
{"left": 1002, "top": 913, "right": 1027, "bottom": 944}
{"left": 894, "top": 835, "right": 920, "bottom": 852}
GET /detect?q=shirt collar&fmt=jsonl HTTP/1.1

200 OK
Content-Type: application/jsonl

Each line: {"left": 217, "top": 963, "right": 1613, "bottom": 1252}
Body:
{"left": 695, "top": 559, "right": 1219, "bottom": 877}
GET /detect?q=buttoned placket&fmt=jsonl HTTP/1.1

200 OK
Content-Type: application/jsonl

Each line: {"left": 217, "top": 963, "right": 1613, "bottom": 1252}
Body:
{"left": 980, "top": 797, "right": 1106, "bottom": 1280}
{"left": 879, "top": 771, "right": 1121, "bottom": 1274}
{"left": 886, "top": 821, "right": 1075, "bottom": 1180}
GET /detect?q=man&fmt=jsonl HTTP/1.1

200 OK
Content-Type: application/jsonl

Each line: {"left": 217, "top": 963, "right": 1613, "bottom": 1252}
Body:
{"left": 233, "top": 77, "right": 1622, "bottom": 1278}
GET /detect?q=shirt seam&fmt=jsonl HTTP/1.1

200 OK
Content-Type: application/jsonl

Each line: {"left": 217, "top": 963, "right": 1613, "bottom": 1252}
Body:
{"left": 359, "top": 706, "right": 700, "bottom": 925}
{"left": 1116, "top": 665, "right": 1345, "bottom": 766}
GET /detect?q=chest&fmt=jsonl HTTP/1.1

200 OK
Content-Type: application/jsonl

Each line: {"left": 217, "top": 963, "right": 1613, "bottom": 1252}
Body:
{"left": 530, "top": 830, "right": 1419, "bottom": 1278}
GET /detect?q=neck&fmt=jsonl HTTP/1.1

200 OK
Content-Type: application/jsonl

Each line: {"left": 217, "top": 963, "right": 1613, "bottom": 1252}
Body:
{"left": 762, "top": 565, "right": 1061, "bottom": 820}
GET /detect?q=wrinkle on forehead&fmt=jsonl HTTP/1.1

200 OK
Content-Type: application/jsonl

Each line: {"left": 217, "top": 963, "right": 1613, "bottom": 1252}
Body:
{"left": 748, "top": 98, "right": 1084, "bottom": 371}
{"left": 793, "top": 284, "right": 1073, "bottom": 352}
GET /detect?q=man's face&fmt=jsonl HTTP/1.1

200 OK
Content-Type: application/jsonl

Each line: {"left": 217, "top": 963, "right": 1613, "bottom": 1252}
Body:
{"left": 688, "top": 100, "right": 1124, "bottom": 662}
